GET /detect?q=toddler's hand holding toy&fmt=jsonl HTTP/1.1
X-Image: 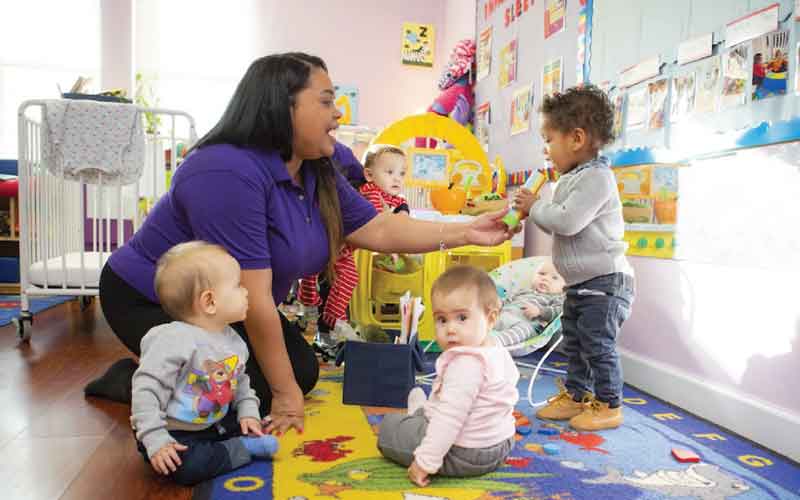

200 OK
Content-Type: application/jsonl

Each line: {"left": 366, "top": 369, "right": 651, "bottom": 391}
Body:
{"left": 513, "top": 188, "right": 539, "bottom": 216}
{"left": 408, "top": 460, "right": 430, "bottom": 487}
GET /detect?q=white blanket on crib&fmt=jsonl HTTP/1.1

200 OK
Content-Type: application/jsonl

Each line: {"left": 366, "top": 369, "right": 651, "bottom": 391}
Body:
{"left": 42, "top": 99, "right": 145, "bottom": 185}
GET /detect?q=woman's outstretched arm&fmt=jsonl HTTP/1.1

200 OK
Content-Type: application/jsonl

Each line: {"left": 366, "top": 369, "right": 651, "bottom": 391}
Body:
{"left": 345, "top": 209, "right": 516, "bottom": 253}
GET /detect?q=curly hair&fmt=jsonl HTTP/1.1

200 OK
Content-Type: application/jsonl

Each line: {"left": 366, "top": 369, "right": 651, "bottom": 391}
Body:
{"left": 539, "top": 85, "right": 615, "bottom": 147}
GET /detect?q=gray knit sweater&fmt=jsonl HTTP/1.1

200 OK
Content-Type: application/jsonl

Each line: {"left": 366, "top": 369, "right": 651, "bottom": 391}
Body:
{"left": 530, "top": 156, "right": 633, "bottom": 287}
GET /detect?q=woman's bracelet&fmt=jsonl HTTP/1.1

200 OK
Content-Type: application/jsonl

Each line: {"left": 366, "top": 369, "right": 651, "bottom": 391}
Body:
{"left": 439, "top": 223, "right": 446, "bottom": 252}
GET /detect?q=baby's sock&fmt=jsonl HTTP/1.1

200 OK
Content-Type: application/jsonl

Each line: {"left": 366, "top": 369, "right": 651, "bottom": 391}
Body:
{"left": 239, "top": 435, "right": 279, "bottom": 459}
{"left": 407, "top": 387, "right": 427, "bottom": 415}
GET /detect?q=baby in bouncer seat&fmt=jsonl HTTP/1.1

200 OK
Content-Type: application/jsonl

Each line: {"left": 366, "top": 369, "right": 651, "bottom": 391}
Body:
{"left": 492, "top": 260, "right": 565, "bottom": 352}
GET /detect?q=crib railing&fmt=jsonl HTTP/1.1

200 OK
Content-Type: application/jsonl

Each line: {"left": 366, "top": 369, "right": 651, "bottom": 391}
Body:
{"left": 15, "top": 99, "right": 196, "bottom": 340}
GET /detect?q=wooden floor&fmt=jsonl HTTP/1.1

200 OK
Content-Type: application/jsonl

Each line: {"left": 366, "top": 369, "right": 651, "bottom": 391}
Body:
{"left": 0, "top": 299, "right": 193, "bottom": 500}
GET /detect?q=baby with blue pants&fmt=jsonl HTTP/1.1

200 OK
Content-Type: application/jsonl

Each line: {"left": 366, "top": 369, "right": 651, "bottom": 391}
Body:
{"left": 131, "top": 242, "right": 278, "bottom": 485}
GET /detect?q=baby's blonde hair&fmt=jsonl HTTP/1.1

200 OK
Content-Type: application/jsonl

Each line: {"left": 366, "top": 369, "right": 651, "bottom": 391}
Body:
{"left": 363, "top": 144, "right": 406, "bottom": 171}
{"left": 431, "top": 265, "right": 500, "bottom": 315}
{"left": 154, "top": 241, "right": 233, "bottom": 320}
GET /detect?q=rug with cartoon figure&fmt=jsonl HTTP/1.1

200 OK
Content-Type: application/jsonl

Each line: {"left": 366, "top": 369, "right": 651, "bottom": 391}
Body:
{"left": 194, "top": 355, "right": 800, "bottom": 500}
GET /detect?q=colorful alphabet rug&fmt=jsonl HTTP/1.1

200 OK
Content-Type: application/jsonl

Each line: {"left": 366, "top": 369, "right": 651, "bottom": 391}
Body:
{"left": 195, "top": 358, "right": 800, "bottom": 500}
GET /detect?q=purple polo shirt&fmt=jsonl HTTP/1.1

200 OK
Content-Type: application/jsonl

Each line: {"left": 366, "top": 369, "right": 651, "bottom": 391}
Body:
{"left": 108, "top": 144, "right": 377, "bottom": 305}
{"left": 332, "top": 141, "right": 365, "bottom": 187}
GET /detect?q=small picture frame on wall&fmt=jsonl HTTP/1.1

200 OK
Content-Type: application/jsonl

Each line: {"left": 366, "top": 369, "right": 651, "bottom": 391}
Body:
{"left": 405, "top": 148, "right": 450, "bottom": 188}
{"left": 401, "top": 22, "right": 435, "bottom": 67}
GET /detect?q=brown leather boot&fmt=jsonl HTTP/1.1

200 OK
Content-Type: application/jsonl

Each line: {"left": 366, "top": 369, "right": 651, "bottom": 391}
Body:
{"left": 570, "top": 399, "right": 624, "bottom": 431}
{"left": 535, "top": 380, "right": 588, "bottom": 421}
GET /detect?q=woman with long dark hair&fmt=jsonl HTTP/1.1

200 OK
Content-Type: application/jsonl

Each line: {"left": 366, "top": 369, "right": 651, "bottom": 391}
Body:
{"left": 88, "top": 52, "right": 515, "bottom": 434}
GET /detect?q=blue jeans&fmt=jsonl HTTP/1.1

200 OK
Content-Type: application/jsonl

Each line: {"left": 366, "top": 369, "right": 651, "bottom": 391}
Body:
{"left": 135, "top": 410, "right": 252, "bottom": 486}
{"left": 561, "top": 272, "right": 635, "bottom": 407}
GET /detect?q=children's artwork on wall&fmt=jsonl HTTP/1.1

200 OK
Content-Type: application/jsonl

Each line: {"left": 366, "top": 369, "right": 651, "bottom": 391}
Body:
{"left": 545, "top": 0, "right": 566, "bottom": 39}
{"left": 614, "top": 163, "right": 680, "bottom": 259}
{"left": 647, "top": 79, "right": 668, "bottom": 130}
{"left": 406, "top": 148, "right": 449, "bottom": 188}
{"left": 475, "top": 101, "right": 491, "bottom": 151}
{"left": 401, "top": 22, "right": 435, "bottom": 67}
{"left": 670, "top": 72, "right": 696, "bottom": 123}
{"left": 498, "top": 39, "right": 518, "bottom": 88}
{"left": 541, "top": 57, "right": 563, "bottom": 98}
{"left": 611, "top": 91, "right": 626, "bottom": 141}
{"left": 510, "top": 84, "right": 533, "bottom": 136}
{"left": 722, "top": 43, "right": 750, "bottom": 108}
{"left": 751, "top": 29, "right": 789, "bottom": 101}
{"left": 626, "top": 87, "right": 648, "bottom": 131}
{"left": 695, "top": 56, "right": 721, "bottom": 114}
{"left": 477, "top": 26, "right": 493, "bottom": 81}
{"left": 334, "top": 85, "right": 359, "bottom": 125}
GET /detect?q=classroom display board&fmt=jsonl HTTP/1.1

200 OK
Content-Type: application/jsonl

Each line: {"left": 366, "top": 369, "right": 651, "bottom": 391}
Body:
{"left": 614, "top": 164, "right": 680, "bottom": 259}
{"left": 590, "top": 0, "right": 800, "bottom": 157}
{"left": 474, "top": 0, "right": 587, "bottom": 173}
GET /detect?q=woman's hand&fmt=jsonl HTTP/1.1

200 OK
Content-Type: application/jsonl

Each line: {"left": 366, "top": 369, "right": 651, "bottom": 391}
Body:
{"left": 263, "top": 383, "right": 305, "bottom": 435}
{"left": 465, "top": 209, "right": 520, "bottom": 246}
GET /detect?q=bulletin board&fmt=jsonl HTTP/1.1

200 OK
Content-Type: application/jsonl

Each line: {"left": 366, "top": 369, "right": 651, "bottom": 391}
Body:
{"left": 590, "top": 0, "right": 800, "bottom": 156}
{"left": 474, "top": 0, "right": 588, "bottom": 173}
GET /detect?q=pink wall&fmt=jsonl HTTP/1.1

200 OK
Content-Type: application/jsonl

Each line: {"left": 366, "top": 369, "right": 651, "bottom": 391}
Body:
{"left": 441, "top": 0, "right": 477, "bottom": 63}
{"left": 252, "top": 1, "right": 449, "bottom": 129}
{"left": 103, "top": 1, "right": 479, "bottom": 131}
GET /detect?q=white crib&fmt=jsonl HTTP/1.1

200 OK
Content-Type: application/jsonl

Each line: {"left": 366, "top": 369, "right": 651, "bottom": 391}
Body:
{"left": 15, "top": 99, "right": 197, "bottom": 341}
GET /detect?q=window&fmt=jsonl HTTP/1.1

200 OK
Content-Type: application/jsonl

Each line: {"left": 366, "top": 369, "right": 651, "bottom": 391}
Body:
{"left": 135, "top": 0, "right": 259, "bottom": 135}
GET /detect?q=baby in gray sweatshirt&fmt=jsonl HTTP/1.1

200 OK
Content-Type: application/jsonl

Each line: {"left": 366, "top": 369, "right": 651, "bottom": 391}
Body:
{"left": 492, "top": 260, "right": 565, "bottom": 355}
{"left": 131, "top": 241, "right": 277, "bottom": 486}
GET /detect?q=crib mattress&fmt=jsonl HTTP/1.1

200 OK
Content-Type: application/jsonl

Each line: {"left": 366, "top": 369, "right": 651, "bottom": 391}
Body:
{"left": 29, "top": 252, "right": 109, "bottom": 288}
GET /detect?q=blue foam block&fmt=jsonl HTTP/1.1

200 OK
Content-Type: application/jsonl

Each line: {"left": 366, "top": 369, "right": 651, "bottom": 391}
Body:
{"left": 537, "top": 427, "right": 559, "bottom": 435}
{"left": 543, "top": 443, "right": 560, "bottom": 455}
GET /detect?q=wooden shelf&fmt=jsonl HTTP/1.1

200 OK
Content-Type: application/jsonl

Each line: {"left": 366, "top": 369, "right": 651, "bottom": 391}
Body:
{"left": 0, "top": 282, "right": 20, "bottom": 294}
{"left": 0, "top": 236, "right": 19, "bottom": 241}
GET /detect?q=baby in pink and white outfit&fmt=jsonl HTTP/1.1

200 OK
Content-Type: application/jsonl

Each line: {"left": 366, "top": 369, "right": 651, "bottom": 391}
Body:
{"left": 377, "top": 265, "right": 519, "bottom": 487}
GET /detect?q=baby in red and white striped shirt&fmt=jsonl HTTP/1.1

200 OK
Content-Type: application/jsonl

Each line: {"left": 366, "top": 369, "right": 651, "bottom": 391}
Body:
{"left": 299, "top": 145, "right": 409, "bottom": 332}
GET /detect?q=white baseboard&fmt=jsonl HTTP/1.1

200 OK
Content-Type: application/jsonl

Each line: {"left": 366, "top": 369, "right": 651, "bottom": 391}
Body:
{"left": 620, "top": 347, "right": 800, "bottom": 463}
